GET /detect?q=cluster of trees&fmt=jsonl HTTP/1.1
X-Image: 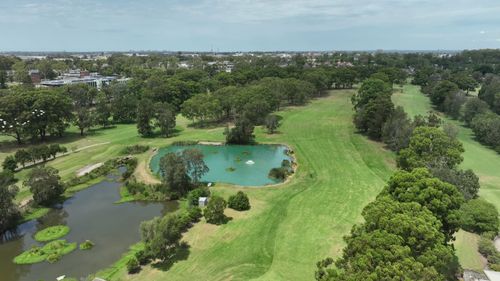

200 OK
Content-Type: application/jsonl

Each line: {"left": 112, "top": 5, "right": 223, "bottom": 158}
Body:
{"left": 0, "top": 89, "right": 73, "bottom": 143}
{"left": 317, "top": 77, "right": 497, "bottom": 280}
{"left": 415, "top": 69, "right": 500, "bottom": 153}
{"left": 2, "top": 144, "right": 67, "bottom": 172}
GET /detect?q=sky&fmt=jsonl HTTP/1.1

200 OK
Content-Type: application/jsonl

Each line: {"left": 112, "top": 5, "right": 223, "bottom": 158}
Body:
{"left": 1, "top": 0, "right": 500, "bottom": 52}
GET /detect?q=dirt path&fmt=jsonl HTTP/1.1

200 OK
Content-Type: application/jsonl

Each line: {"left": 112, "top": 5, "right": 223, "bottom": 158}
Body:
{"left": 76, "top": 163, "right": 104, "bottom": 177}
{"left": 133, "top": 149, "right": 161, "bottom": 185}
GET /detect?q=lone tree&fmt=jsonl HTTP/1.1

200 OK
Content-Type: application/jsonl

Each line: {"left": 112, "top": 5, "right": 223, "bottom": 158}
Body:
{"left": 159, "top": 153, "right": 190, "bottom": 195}
{"left": 155, "top": 103, "right": 176, "bottom": 137}
{"left": 136, "top": 99, "right": 156, "bottom": 137}
{"left": 159, "top": 148, "right": 208, "bottom": 195}
{"left": 182, "top": 148, "right": 209, "bottom": 184}
{"left": 140, "top": 214, "right": 183, "bottom": 263}
{"left": 264, "top": 114, "right": 281, "bottom": 134}
{"left": 228, "top": 191, "right": 250, "bottom": 211}
{"left": 204, "top": 196, "right": 228, "bottom": 225}
{"left": 24, "top": 166, "right": 64, "bottom": 206}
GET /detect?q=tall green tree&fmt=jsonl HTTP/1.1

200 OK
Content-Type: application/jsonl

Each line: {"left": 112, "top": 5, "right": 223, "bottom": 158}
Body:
{"left": 385, "top": 168, "right": 464, "bottom": 239}
{"left": 0, "top": 171, "right": 20, "bottom": 234}
{"left": 204, "top": 196, "right": 228, "bottom": 225}
{"left": 140, "top": 214, "right": 183, "bottom": 262}
{"left": 24, "top": 166, "right": 64, "bottom": 206}
{"left": 155, "top": 103, "right": 176, "bottom": 137}
{"left": 224, "top": 116, "right": 255, "bottom": 144}
{"left": 397, "top": 126, "right": 464, "bottom": 170}
{"left": 66, "top": 84, "right": 97, "bottom": 136}
{"left": 136, "top": 99, "right": 156, "bottom": 137}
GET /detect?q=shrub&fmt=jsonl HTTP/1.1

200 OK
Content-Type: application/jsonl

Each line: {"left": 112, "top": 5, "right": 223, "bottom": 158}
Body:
{"left": 204, "top": 196, "right": 227, "bottom": 225}
{"left": 268, "top": 167, "right": 289, "bottom": 180}
{"left": 187, "top": 188, "right": 210, "bottom": 206}
{"left": 121, "top": 145, "right": 150, "bottom": 155}
{"left": 135, "top": 250, "right": 150, "bottom": 265}
{"left": 126, "top": 256, "right": 141, "bottom": 274}
{"left": 79, "top": 240, "right": 94, "bottom": 250}
{"left": 187, "top": 207, "right": 202, "bottom": 222}
{"left": 2, "top": 155, "right": 17, "bottom": 172}
{"left": 228, "top": 191, "right": 251, "bottom": 211}
{"left": 46, "top": 253, "right": 61, "bottom": 263}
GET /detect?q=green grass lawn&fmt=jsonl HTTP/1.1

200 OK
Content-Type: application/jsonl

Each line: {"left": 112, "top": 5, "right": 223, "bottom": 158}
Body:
{"left": 393, "top": 84, "right": 500, "bottom": 271}
{"left": 34, "top": 225, "right": 70, "bottom": 242}
{"left": 93, "top": 89, "right": 395, "bottom": 281}
{"left": 2, "top": 116, "right": 224, "bottom": 203}
{"left": 455, "top": 230, "right": 486, "bottom": 272}
{"left": 13, "top": 239, "right": 77, "bottom": 265}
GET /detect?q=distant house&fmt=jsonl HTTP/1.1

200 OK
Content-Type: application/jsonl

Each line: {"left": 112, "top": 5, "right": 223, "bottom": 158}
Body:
{"left": 29, "top": 70, "right": 41, "bottom": 84}
{"left": 198, "top": 197, "right": 208, "bottom": 207}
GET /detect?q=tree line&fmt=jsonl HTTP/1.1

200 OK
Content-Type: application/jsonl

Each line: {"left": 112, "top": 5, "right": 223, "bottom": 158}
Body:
{"left": 2, "top": 144, "right": 67, "bottom": 172}
{"left": 416, "top": 70, "right": 500, "bottom": 154}
{"left": 316, "top": 77, "right": 498, "bottom": 280}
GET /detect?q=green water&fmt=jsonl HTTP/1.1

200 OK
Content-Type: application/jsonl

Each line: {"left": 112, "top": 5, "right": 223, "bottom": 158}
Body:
{"left": 150, "top": 144, "right": 292, "bottom": 186}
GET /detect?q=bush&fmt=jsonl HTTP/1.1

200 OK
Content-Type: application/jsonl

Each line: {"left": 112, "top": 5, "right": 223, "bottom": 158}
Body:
{"left": 187, "top": 207, "right": 202, "bottom": 222}
{"left": 135, "top": 250, "right": 150, "bottom": 265}
{"left": 268, "top": 167, "right": 289, "bottom": 180}
{"left": 459, "top": 199, "right": 499, "bottom": 234}
{"left": 79, "top": 240, "right": 94, "bottom": 250}
{"left": 228, "top": 191, "right": 251, "bottom": 211}
{"left": 204, "top": 196, "right": 227, "bottom": 225}
{"left": 187, "top": 188, "right": 210, "bottom": 206}
{"left": 126, "top": 256, "right": 141, "bottom": 274}
{"left": 2, "top": 155, "right": 17, "bottom": 172}
{"left": 490, "top": 263, "right": 500, "bottom": 271}
{"left": 46, "top": 253, "right": 61, "bottom": 263}
{"left": 121, "top": 157, "right": 138, "bottom": 180}
{"left": 121, "top": 145, "right": 150, "bottom": 155}
{"left": 171, "top": 140, "right": 198, "bottom": 146}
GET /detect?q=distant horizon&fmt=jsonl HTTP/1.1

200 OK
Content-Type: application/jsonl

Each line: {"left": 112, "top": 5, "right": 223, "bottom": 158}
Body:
{"left": 0, "top": 49, "right": 474, "bottom": 54}
{"left": 2, "top": 1, "right": 500, "bottom": 51}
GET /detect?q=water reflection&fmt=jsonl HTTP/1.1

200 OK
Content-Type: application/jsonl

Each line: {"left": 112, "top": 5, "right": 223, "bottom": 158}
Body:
{"left": 0, "top": 174, "right": 177, "bottom": 281}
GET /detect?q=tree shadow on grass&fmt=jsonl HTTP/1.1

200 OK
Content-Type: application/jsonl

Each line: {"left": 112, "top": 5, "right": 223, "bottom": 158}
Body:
{"left": 151, "top": 242, "right": 191, "bottom": 272}
{"left": 186, "top": 120, "right": 226, "bottom": 129}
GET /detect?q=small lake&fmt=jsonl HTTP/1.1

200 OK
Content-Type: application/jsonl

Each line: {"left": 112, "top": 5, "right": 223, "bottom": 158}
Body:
{"left": 150, "top": 144, "right": 292, "bottom": 186}
{"left": 0, "top": 171, "right": 178, "bottom": 281}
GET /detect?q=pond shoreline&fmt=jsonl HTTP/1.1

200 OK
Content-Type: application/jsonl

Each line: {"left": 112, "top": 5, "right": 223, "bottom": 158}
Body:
{"left": 148, "top": 142, "right": 296, "bottom": 187}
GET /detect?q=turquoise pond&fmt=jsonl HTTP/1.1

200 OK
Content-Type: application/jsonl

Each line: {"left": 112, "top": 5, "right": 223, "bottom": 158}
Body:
{"left": 150, "top": 144, "right": 293, "bottom": 186}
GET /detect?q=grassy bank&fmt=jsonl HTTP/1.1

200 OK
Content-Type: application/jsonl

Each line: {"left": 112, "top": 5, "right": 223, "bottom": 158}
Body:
{"left": 393, "top": 84, "right": 500, "bottom": 271}
{"left": 96, "top": 89, "right": 395, "bottom": 281}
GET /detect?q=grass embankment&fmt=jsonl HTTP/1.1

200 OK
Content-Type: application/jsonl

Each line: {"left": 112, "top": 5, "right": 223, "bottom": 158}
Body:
{"left": 1, "top": 117, "right": 223, "bottom": 205}
{"left": 13, "top": 239, "right": 77, "bottom": 264}
{"left": 393, "top": 84, "right": 500, "bottom": 271}
{"left": 94, "top": 89, "right": 395, "bottom": 281}
{"left": 34, "top": 225, "right": 70, "bottom": 242}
